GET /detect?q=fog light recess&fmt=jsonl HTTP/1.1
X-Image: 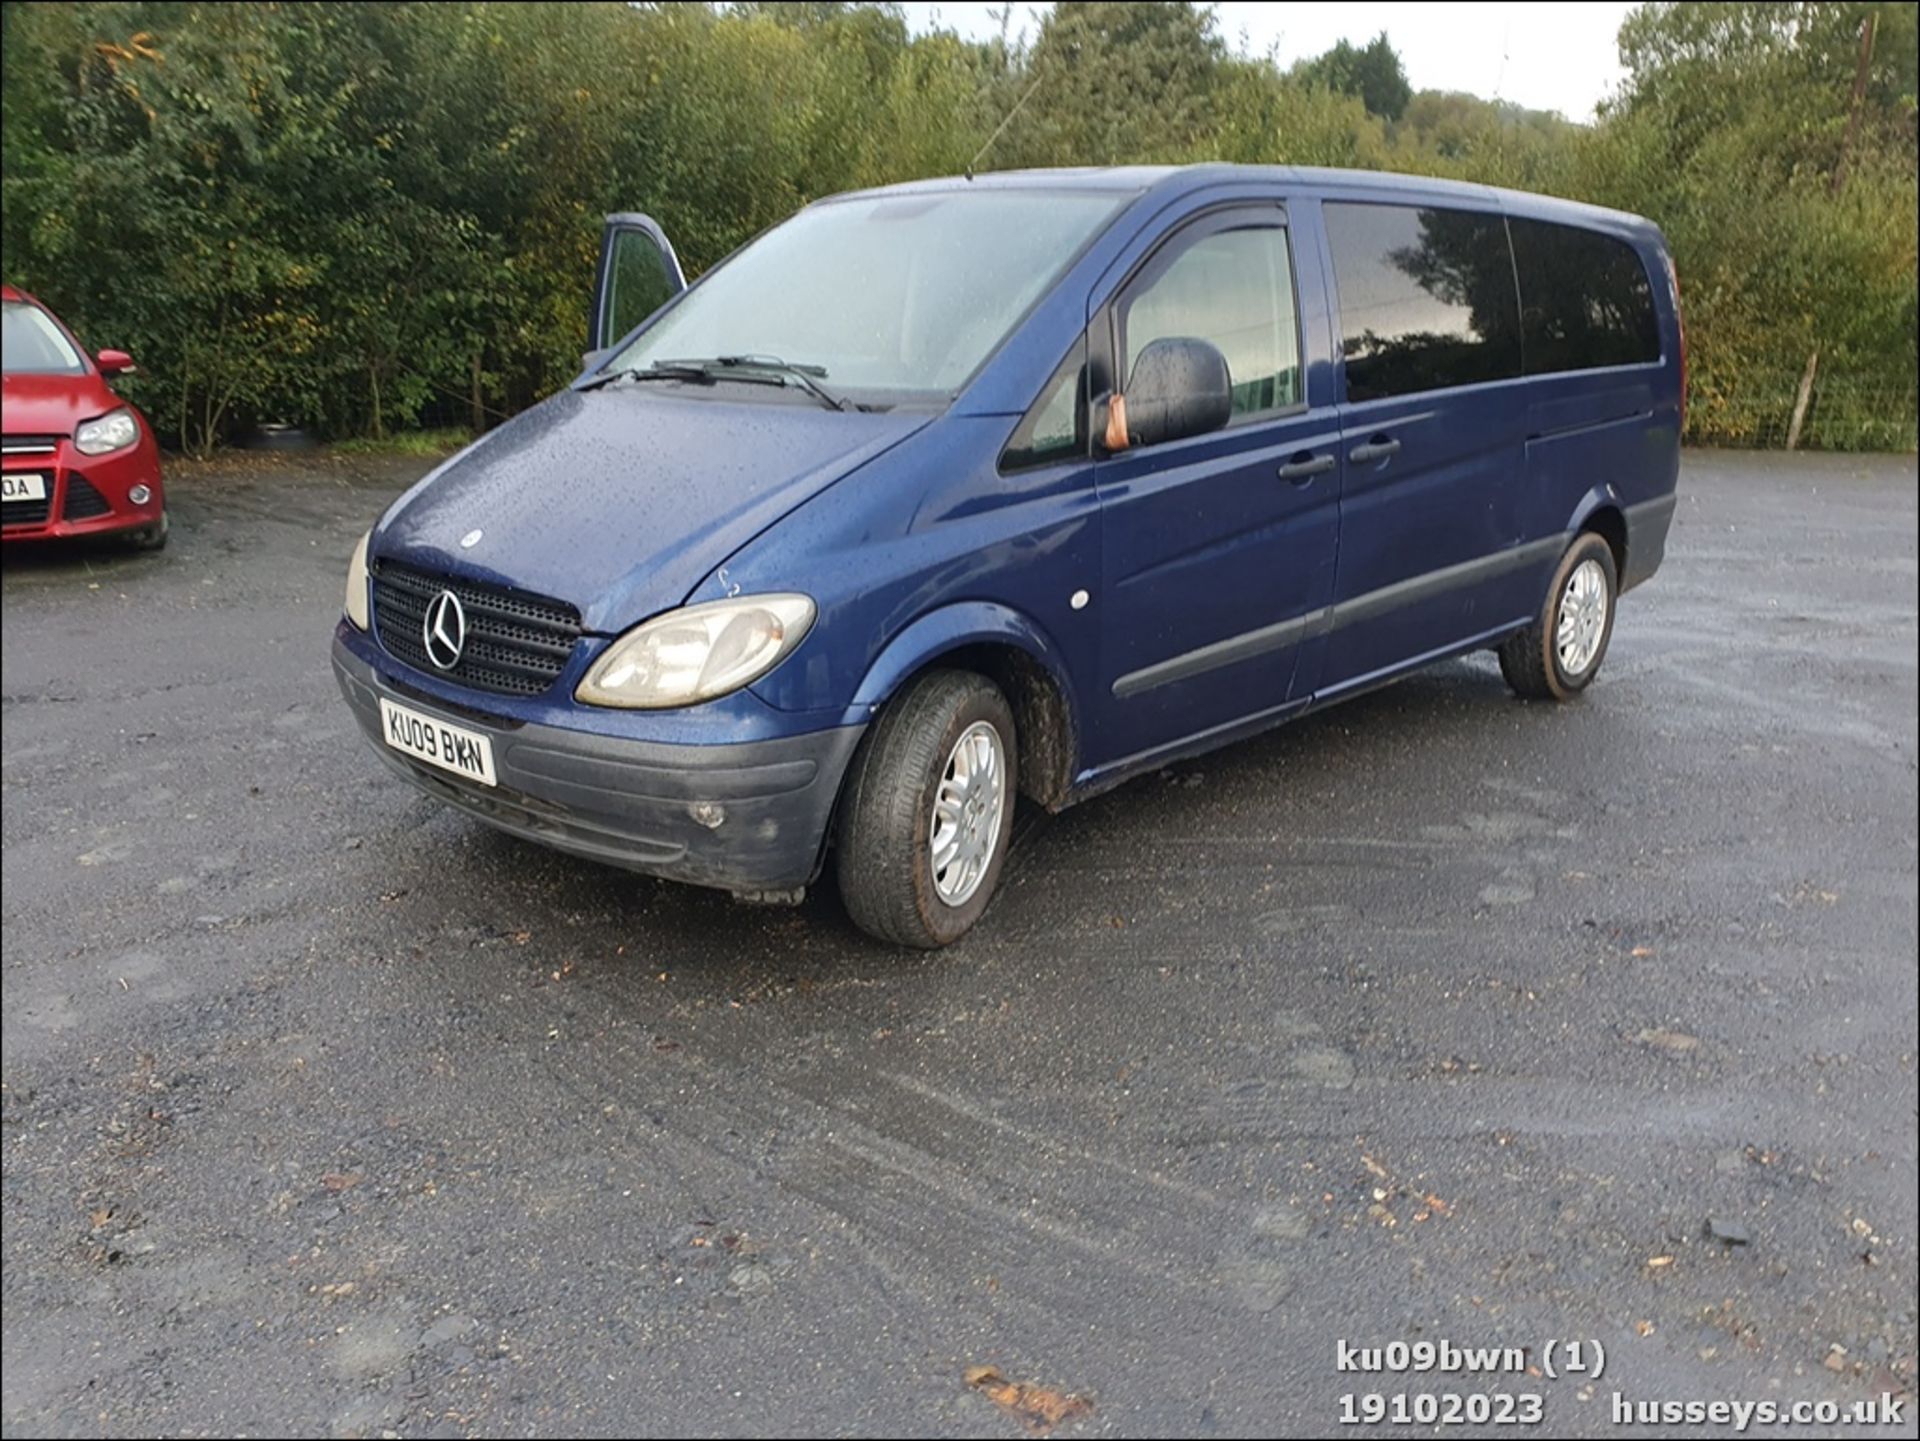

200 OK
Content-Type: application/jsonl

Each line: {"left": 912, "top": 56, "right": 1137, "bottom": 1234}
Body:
{"left": 128, "top": 484, "right": 152, "bottom": 505}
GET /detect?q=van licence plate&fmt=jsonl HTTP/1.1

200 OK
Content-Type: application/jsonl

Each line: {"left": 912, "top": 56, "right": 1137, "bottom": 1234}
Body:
{"left": 379, "top": 698, "right": 497, "bottom": 787}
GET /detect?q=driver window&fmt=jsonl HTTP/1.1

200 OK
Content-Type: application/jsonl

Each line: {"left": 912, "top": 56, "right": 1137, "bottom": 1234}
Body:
{"left": 1122, "top": 226, "right": 1301, "bottom": 418}
{"left": 601, "top": 230, "right": 675, "bottom": 344}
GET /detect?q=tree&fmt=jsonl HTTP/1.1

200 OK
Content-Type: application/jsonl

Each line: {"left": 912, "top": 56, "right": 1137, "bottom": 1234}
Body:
{"left": 1596, "top": 2, "right": 1917, "bottom": 446}
{"left": 1002, "top": 1, "right": 1228, "bottom": 167}
{"left": 2, "top": 0, "right": 1910, "bottom": 452}
{"left": 1293, "top": 32, "right": 1412, "bottom": 122}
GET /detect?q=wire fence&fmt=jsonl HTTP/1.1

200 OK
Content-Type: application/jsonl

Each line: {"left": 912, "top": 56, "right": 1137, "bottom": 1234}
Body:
{"left": 1686, "top": 371, "right": 1919, "bottom": 452}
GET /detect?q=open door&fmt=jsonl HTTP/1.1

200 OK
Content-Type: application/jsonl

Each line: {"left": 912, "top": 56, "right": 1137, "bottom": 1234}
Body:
{"left": 587, "top": 213, "right": 686, "bottom": 356}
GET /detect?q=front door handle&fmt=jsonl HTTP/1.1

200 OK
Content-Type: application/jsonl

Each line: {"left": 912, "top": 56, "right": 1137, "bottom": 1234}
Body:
{"left": 1349, "top": 435, "right": 1402, "bottom": 465}
{"left": 1277, "top": 453, "right": 1336, "bottom": 484}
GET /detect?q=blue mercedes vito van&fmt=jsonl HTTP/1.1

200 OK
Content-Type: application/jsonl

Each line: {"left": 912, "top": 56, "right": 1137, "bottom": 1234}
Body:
{"left": 334, "top": 165, "right": 1682, "bottom": 947}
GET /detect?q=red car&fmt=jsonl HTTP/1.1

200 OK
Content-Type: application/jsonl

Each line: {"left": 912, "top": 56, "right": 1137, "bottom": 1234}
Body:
{"left": 2, "top": 284, "right": 167, "bottom": 549}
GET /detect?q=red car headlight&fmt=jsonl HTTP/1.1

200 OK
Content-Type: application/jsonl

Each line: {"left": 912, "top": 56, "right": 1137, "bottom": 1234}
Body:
{"left": 75, "top": 406, "right": 139, "bottom": 456}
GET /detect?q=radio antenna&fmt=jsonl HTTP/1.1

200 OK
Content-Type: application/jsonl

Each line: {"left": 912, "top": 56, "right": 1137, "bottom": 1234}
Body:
{"left": 966, "top": 69, "right": 1046, "bottom": 180}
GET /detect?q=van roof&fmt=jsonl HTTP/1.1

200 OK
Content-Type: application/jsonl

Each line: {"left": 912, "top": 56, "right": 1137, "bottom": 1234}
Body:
{"left": 838, "top": 163, "right": 1659, "bottom": 238}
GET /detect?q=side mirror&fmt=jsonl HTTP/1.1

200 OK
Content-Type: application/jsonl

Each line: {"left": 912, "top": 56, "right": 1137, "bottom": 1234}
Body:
{"left": 96, "top": 349, "right": 135, "bottom": 377}
{"left": 1112, "top": 337, "right": 1231, "bottom": 449}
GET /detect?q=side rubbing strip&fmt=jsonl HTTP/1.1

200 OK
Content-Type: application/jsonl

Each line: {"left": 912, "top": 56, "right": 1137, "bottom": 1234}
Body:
{"left": 1327, "top": 536, "right": 1562, "bottom": 632}
{"left": 1112, "top": 535, "right": 1566, "bottom": 700}
{"left": 1112, "top": 607, "right": 1330, "bottom": 698}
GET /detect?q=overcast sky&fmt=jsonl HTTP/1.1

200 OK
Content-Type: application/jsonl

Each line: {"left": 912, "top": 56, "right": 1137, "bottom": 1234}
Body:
{"left": 897, "top": 2, "right": 1637, "bottom": 121}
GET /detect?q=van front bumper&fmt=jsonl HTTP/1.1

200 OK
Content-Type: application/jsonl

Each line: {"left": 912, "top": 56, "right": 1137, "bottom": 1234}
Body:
{"left": 332, "top": 637, "right": 865, "bottom": 895}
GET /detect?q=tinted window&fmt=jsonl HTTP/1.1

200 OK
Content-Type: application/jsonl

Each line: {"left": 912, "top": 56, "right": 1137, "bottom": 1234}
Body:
{"left": 1121, "top": 225, "right": 1301, "bottom": 418}
{"left": 1510, "top": 218, "right": 1661, "bottom": 374}
{"left": 1002, "top": 336, "right": 1087, "bottom": 471}
{"left": 1325, "top": 203, "right": 1521, "bottom": 403}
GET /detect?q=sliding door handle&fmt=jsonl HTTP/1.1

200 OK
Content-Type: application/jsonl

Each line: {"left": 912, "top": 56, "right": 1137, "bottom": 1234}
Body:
{"left": 1348, "top": 436, "right": 1402, "bottom": 464}
{"left": 1277, "top": 453, "right": 1336, "bottom": 483}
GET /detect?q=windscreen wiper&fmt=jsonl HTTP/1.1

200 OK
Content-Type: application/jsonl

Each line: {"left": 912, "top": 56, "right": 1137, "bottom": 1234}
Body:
{"left": 581, "top": 357, "right": 846, "bottom": 409}
{"left": 577, "top": 362, "right": 721, "bottom": 392}
{"left": 710, "top": 354, "right": 853, "bottom": 412}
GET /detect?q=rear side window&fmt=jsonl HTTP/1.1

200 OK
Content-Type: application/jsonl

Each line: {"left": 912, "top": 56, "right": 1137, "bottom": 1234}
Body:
{"left": 1509, "top": 218, "right": 1661, "bottom": 374}
{"left": 1325, "top": 203, "right": 1521, "bottom": 403}
{"left": 1120, "top": 224, "right": 1302, "bottom": 418}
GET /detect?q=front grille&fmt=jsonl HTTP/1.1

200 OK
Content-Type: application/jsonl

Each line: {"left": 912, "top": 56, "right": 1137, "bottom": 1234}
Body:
{"left": 63, "top": 475, "right": 111, "bottom": 519}
{"left": 1, "top": 435, "right": 62, "bottom": 456}
{"left": 372, "top": 560, "right": 582, "bottom": 696}
{"left": 2, "top": 496, "right": 52, "bottom": 526}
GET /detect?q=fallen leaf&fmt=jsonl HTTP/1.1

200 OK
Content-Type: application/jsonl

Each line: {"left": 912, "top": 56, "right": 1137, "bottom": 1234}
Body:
{"left": 965, "top": 1366, "right": 1093, "bottom": 1434}
{"left": 1630, "top": 945, "right": 1654, "bottom": 958}
{"left": 89, "top": 1208, "right": 113, "bottom": 1229}
{"left": 1636, "top": 1320, "right": 1655, "bottom": 1337}
{"left": 1646, "top": 1254, "right": 1675, "bottom": 1268}
{"left": 1361, "top": 1154, "right": 1390, "bottom": 1180}
{"left": 321, "top": 1171, "right": 362, "bottom": 1193}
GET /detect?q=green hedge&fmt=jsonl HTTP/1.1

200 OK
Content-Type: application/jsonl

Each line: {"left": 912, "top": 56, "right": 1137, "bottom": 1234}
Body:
{"left": 2, "top": 1, "right": 1913, "bottom": 454}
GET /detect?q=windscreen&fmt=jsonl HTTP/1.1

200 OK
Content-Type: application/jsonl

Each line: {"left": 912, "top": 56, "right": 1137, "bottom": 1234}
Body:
{"left": 2, "top": 300, "right": 86, "bottom": 376}
{"left": 608, "top": 190, "right": 1128, "bottom": 400}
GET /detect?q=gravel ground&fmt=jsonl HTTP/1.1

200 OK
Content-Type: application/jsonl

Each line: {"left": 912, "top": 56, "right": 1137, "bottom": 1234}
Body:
{"left": 2, "top": 447, "right": 1915, "bottom": 1438}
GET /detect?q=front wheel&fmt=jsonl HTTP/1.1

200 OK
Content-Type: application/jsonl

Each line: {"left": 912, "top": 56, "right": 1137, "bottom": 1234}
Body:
{"left": 1499, "top": 531, "right": 1617, "bottom": 700}
{"left": 835, "top": 669, "right": 1016, "bottom": 948}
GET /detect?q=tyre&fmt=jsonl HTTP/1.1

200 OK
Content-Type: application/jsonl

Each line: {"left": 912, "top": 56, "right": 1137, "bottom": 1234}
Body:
{"left": 127, "top": 508, "right": 169, "bottom": 552}
{"left": 1499, "top": 531, "right": 1617, "bottom": 700}
{"left": 835, "top": 669, "right": 1017, "bottom": 948}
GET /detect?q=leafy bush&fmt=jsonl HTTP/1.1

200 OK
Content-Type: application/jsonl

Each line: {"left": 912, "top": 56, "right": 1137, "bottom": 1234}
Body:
{"left": 2, "top": 0, "right": 1912, "bottom": 453}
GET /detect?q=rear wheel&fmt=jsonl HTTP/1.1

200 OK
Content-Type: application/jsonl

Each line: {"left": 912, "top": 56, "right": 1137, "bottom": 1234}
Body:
{"left": 835, "top": 669, "right": 1016, "bottom": 948}
{"left": 1499, "top": 531, "right": 1617, "bottom": 700}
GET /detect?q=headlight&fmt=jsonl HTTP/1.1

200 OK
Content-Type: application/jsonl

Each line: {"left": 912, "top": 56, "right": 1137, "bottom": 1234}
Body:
{"left": 576, "top": 594, "right": 815, "bottom": 708}
{"left": 75, "top": 406, "right": 139, "bottom": 456}
{"left": 344, "top": 530, "right": 371, "bottom": 630}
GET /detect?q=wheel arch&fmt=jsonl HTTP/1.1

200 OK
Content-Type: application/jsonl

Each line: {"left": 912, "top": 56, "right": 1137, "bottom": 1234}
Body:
{"left": 852, "top": 602, "right": 1079, "bottom": 810}
{"left": 1566, "top": 485, "right": 1628, "bottom": 577}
